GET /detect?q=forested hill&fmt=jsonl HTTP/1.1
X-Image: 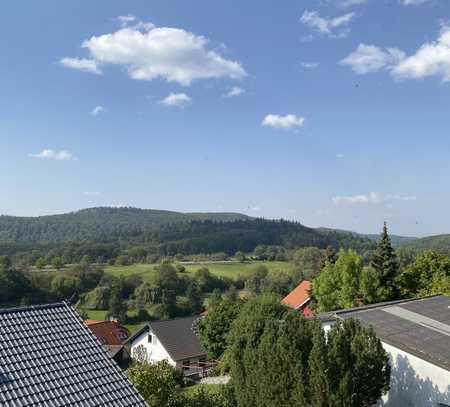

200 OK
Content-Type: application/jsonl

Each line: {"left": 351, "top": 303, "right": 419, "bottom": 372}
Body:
{"left": 363, "top": 233, "right": 417, "bottom": 248}
{"left": 317, "top": 227, "right": 416, "bottom": 248}
{"left": 400, "top": 234, "right": 450, "bottom": 256}
{"left": 0, "top": 207, "right": 250, "bottom": 244}
{"left": 0, "top": 207, "right": 375, "bottom": 256}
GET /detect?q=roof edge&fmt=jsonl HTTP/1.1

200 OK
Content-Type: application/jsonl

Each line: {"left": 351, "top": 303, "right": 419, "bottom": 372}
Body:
{"left": 315, "top": 294, "right": 443, "bottom": 321}
{"left": 0, "top": 301, "right": 68, "bottom": 315}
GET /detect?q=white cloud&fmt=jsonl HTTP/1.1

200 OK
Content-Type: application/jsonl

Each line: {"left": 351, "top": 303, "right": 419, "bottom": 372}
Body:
{"left": 342, "top": 27, "right": 450, "bottom": 82}
{"left": 340, "top": 0, "right": 369, "bottom": 7}
{"left": 29, "top": 149, "right": 75, "bottom": 161}
{"left": 392, "top": 26, "right": 450, "bottom": 81}
{"left": 301, "top": 62, "right": 319, "bottom": 69}
{"left": 116, "top": 14, "right": 136, "bottom": 26}
{"left": 300, "top": 10, "right": 356, "bottom": 38}
{"left": 160, "top": 92, "right": 192, "bottom": 108}
{"left": 62, "top": 22, "right": 246, "bottom": 86}
{"left": 336, "top": 153, "right": 345, "bottom": 158}
{"left": 91, "top": 105, "right": 105, "bottom": 116}
{"left": 262, "top": 114, "right": 305, "bottom": 130}
{"left": 340, "top": 44, "right": 405, "bottom": 74}
{"left": 332, "top": 192, "right": 416, "bottom": 205}
{"left": 224, "top": 86, "right": 245, "bottom": 98}
{"left": 60, "top": 57, "right": 102, "bottom": 75}
{"left": 401, "top": 0, "right": 430, "bottom": 5}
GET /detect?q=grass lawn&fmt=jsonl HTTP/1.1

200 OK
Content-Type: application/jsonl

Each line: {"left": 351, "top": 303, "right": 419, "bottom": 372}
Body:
{"left": 104, "top": 263, "right": 158, "bottom": 281}
{"left": 104, "top": 260, "right": 293, "bottom": 282}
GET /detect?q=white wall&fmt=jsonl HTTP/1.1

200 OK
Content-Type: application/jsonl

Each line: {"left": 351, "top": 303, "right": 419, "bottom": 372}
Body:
{"left": 380, "top": 342, "right": 450, "bottom": 407}
{"left": 131, "top": 328, "right": 176, "bottom": 367}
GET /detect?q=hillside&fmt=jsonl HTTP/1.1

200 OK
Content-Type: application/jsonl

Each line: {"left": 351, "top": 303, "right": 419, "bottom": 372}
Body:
{"left": 317, "top": 227, "right": 416, "bottom": 248}
{"left": 362, "top": 234, "right": 417, "bottom": 248}
{"left": 0, "top": 207, "right": 375, "bottom": 256}
{"left": 400, "top": 234, "right": 450, "bottom": 256}
{"left": 0, "top": 207, "right": 251, "bottom": 244}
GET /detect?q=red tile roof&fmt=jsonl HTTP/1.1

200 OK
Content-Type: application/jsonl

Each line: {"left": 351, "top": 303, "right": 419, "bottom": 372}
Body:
{"left": 281, "top": 280, "right": 312, "bottom": 310}
{"left": 85, "top": 320, "right": 130, "bottom": 346}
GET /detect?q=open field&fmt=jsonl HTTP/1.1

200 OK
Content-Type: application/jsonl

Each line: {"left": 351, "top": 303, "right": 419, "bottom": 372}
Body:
{"left": 104, "top": 260, "right": 293, "bottom": 281}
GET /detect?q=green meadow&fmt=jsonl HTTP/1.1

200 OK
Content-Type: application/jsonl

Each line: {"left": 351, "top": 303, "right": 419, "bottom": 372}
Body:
{"left": 104, "top": 260, "right": 293, "bottom": 282}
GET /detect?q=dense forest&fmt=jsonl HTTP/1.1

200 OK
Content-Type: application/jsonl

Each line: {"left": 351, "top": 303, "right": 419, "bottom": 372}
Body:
{"left": 399, "top": 234, "right": 450, "bottom": 256}
{"left": 0, "top": 207, "right": 250, "bottom": 243}
{"left": 0, "top": 207, "right": 375, "bottom": 262}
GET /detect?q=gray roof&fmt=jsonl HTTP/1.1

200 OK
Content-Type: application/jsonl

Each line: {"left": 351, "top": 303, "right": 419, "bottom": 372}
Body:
{"left": 128, "top": 316, "right": 207, "bottom": 361}
{"left": 0, "top": 302, "right": 147, "bottom": 407}
{"left": 328, "top": 295, "right": 450, "bottom": 371}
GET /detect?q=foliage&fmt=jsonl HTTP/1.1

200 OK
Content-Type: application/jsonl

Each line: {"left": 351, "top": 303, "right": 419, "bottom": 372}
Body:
{"left": 244, "top": 265, "right": 269, "bottom": 294}
{"left": 181, "top": 386, "right": 236, "bottom": 407}
{"left": 396, "top": 250, "right": 450, "bottom": 297}
{"left": 326, "top": 319, "right": 391, "bottom": 406}
{"left": 370, "top": 222, "right": 400, "bottom": 300}
{"left": 107, "top": 286, "right": 128, "bottom": 322}
{"left": 320, "top": 245, "right": 337, "bottom": 269}
{"left": 400, "top": 233, "right": 450, "bottom": 257}
{"left": 292, "top": 246, "right": 323, "bottom": 282}
{"left": 226, "top": 296, "right": 390, "bottom": 407}
{"left": 35, "top": 257, "right": 46, "bottom": 270}
{"left": 127, "top": 361, "right": 183, "bottom": 407}
{"left": 0, "top": 258, "right": 45, "bottom": 305}
{"left": 313, "top": 249, "right": 364, "bottom": 312}
{"left": 51, "top": 256, "right": 64, "bottom": 270}
{"left": 199, "top": 296, "right": 243, "bottom": 359}
{"left": 193, "top": 268, "right": 230, "bottom": 293}
{"left": 0, "top": 207, "right": 374, "bottom": 262}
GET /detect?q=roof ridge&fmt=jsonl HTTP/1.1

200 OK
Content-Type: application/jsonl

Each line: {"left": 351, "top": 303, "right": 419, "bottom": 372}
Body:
{"left": 0, "top": 301, "right": 67, "bottom": 315}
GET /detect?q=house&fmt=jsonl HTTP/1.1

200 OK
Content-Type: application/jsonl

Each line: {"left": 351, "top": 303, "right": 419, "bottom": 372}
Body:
{"left": 0, "top": 302, "right": 147, "bottom": 406}
{"left": 318, "top": 295, "right": 450, "bottom": 407}
{"left": 281, "top": 280, "right": 314, "bottom": 316}
{"left": 85, "top": 319, "right": 131, "bottom": 366}
{"left": 126, "top": 315, "right": 209, "bottom": 376}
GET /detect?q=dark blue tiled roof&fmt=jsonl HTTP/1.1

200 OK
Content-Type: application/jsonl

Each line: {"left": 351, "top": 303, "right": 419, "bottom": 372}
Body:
{"left": 0, "top": 302, "right": 147, "bottom": 406}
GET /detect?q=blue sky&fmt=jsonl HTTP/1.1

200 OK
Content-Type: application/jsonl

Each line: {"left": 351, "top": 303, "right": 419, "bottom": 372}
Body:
{"left": 1, "top": 0, "right": 450, "bottom": 236}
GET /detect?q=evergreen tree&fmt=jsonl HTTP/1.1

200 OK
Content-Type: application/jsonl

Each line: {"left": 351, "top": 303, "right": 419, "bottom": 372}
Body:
{"left": 327, "top": 319, "right": 391, "bottom": 407}
{"left": 308, "top": 326, "right": 331, "bottom": 407}
{"left": 107, "top": 286, "right": 127, "bottom": 322}
{"left": 371, "top": 222, "right": 399, "bottom": 299}
{"left": 186, "top": 280, "right": 203, "bottom": 314}
{"left": 321, "top": 245, "right": 337, "bottom": 269}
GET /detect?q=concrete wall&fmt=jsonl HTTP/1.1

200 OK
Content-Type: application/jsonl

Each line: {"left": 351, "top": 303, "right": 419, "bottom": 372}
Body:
{"left": 380, "top": 342, "right": 450, "bottom": 407}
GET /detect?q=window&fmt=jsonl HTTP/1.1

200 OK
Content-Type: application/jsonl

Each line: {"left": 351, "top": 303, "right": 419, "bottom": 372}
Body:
{"left": 148, "top": 334, "right": 152, "bottom": 343}
{"left": 182, "top": 359, "right": 190, "bottom": 371}
{"left": 117, "top": 331, "right": 128, "bottom": 341}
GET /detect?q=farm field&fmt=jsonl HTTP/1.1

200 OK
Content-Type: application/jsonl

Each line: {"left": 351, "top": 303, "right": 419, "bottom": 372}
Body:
{"left": 104, "top": 260, "right": 293, "bottom": 281}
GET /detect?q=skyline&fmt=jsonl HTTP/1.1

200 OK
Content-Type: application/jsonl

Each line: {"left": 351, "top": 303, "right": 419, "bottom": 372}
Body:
{"left": 2, "top": 0, "right": 450, "bottom": 236}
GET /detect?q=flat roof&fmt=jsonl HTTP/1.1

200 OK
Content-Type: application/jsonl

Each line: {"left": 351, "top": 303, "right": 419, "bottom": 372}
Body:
{"left": 329, "top": 295, "right": 450, "bottom": 371}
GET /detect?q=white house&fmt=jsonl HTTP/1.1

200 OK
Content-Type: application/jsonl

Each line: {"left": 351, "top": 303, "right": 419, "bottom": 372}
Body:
{"left": 318, "top": 295, "right": 450, "bottom": 407}
{"left": 126, "top": 315, "right": 208, "bottom": 375}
